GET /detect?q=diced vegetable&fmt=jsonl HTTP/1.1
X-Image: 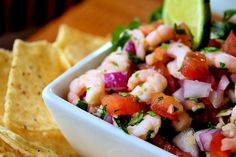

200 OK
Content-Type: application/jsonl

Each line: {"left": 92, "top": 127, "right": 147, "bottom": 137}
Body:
{"left": 124, "top": 40, "right": 136, "bottom": 54}
{"left": 76, "top": 100, "right": 88, "bottom": 111}
{"left": 218, "top": 75, "right": 230, "bottom": 91}
{"left": 180, "top": 52, "right": 209, "bottom": 80}
{"left": 216, "top": 109, "right": 232, "bottom": 117}
{"left": 210, "top": 132, "right": 231, "bottom": 157}
{"left": 173, "top": 88, "right": 185, "bottom": 102}
{"left": 183, "top": 80, "right": 212, "bottom": 98}
{"left": 222, "top": 31, "right": 236, "bottom": 57}
{"left": 104, "top": 72, "right": 128, "bottom": 91}
{"left": 101, "top": 94, "right": 142, "bottom": 116}
{"left": 103, "top": 114, "right": 113, "bottom": 124}
{"left": 173, "top": 128, "right": 199, "bottom": 157}
{"left": 148, "top": 5, "right": 163, "bottom": 23}
{"left": 150, "top": 93, "right": 183, "bottom": 120}
{"left": 209, "top": 90, "right": 224, "bottom": 108}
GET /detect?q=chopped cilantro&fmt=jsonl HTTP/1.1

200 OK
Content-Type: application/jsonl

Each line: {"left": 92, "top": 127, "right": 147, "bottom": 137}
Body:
{"left": 202, "top": 47, "right": 219, "bottom": 53}
{"left": 113, "top": 118, "right": 128, "bottom": 133}
{"left": 99, "top": 105, "right": 107, "bottom": 119}
{"left": 161, "top": 43, "right": 169, "bottom": 50}
{"left": 138, "top": 84, "right": 143, "bottom": 87}
{"left": 111, "top": 29, "right": 130, "bottom": 51}
{"left": 148, "top": 5, "right": 163, "bottom": 23}
{"left": 146, "top": 130, "right": 154, "bottom": 140}
{"left": 118, "top": 92, "right": 129, "bottom": 97}
{"left": 135, "top": 73, "right": 139, "bottom": 78}
{"left": 174, "top": 106, "right": 179, "bottom": 112}
{"left": 127, "top": 18, "right": 141, "bottom": 30}
{"left": 147, "top": 111, "right": 156, "bottom": 117}
{"left": 86, "top": 87, "right": 91, "bottom": 91}
{"left": 211, "top": 22, "right": 236, "bottom": 39}
{"left": 188, "top": 97, "right": 200, "bottom": 103}
{"left": 157, "top": 96, "right": 163, "bottom": 102}
{"left": 216, "top": 108, "right": 232, "bottom": 117}
{"left": 128, "top": 111, "right": 144, "bottom": 126}
{"left": 135, "top": 96, "right": 140, "bottom": 102}
{"left": 76, "top": 100, "right": 88, "bottom": 111}
{"left": 223, "top": 9, "right": 236, "bottom": 22}
{"left": 144, "top": 88, "right": 147, "bottom": 92}
{"left": 128, "top": 53, "right": 142, "bottom": 64}
{"left": 162, "top": 117, "right": 168, "bottom": 121}
{"left": 207, "top": 122, "right": 216, "bottom": 129}
{"left": 112, "top": 62, "right": 119, "bottom": 67}
{"left": 219, "top": 62, "right": 226, "bottom": 69}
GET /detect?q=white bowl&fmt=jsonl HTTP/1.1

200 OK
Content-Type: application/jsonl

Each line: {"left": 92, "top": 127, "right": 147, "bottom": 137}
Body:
{"left": 42, "top": 42, "right": 175, "bottom": 157}
{"left": 42, "top": 2, "right": 236, "bottom": 157}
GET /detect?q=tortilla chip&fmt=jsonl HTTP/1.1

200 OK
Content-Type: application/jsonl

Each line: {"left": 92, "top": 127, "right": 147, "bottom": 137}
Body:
{"left": 4, "top": 40, "right": 69, "bottom": 131}
{"left": 0, "top": 49, "right": 12, "bottom": 124}
{"left": 54, "top": 25, "right": 108, "bottom": 65}
{"left": 0, "top": 126, "right": 58, "bottom": 156}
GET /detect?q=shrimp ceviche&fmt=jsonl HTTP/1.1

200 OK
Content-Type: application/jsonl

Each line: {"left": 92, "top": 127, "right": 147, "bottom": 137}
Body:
{"left": 67, "top": 8, "right": 236, "bottom": 157}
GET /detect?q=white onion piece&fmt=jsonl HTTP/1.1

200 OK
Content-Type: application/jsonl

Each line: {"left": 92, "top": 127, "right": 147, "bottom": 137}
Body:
{"left": 183, "top": 80, "right": 212, "bottom": 98}
{"left": 173, "top": 128, "right": 199, "bottom": 157}
{"left": 173, "top": 88, "right": 185, "bottom": 102}
{"left": 218, "top": 75, "right": 230, "bottom": 91}
{"left": 195, "top": 129, "right": 219, "bottom": 152}
{"left": 209, "top": 90, "right": 224, "bottom": 108}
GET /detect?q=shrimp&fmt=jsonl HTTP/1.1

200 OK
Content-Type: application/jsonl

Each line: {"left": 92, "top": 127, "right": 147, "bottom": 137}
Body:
{"left": 166, "top": 42, "right": 191, "bottom": 79}
{"left": 127, "top": 114, "right": 161, "bottom": 140}
{"left": 131, "top": 29, "right": 146, "bottom": 60}
{"left": 67, "top": 69, "right": 105, "bottom": 106}
{"left": 128, "top": 69, "right": 167, "bottom": 102}
{"left": 171, "top": 112, "right": 192, "bottom": 132}
{"left": 145, "top": 47, "right": 166, "bottom": 65}
{"left": 204, "top": 52, "right": 236, "bottom": 73}
{"left": 146, "top": 24, "right": 174, "bottom": 47}
{"left": 98, "top": 49, "right": 130, "bottom": 73}
{"left": 221, "top": 136, "right": 236, "bottom": 152}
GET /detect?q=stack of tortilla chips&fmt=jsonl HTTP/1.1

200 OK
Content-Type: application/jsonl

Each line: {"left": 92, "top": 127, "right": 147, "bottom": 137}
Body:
{"left": 0, "top": 25, "right": 107, "bottom": 156}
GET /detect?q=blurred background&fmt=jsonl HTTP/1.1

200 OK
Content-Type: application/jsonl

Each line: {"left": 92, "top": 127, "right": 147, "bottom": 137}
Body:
{"left": 0, "top": 0, "right": 162, "bottom": 49}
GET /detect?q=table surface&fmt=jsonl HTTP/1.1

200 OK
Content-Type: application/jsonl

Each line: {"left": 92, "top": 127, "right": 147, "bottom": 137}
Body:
{"left": 27, "top": 0, "right": 163, "bottom": 42}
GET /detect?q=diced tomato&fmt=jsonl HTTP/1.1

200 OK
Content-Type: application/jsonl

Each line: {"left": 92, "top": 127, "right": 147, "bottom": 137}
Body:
{"left": 208, "top": 39, "right": 222, "bottom": 48}
{"left": 180, "top": 52, "right": 210, "bottom": 81}
{"left": 101, "top": 94, "right": 142, "bottom": 116}
{"left": 222, "top": 31, "right": 236, "bottom": 57}
{"left": 150, "top": 93, "right": 183, "bottom": 120}
{"left": 210, "top": 132, "right": 231, "bottom": 157}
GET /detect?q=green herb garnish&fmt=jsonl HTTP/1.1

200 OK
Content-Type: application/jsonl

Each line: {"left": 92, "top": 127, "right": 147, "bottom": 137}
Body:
{"left": 148, "top": 5, "right": 163, "bottom": 23}
{"left": 223, "top": 9, "right": 236, "bottom": 22}
{"left": 161, "top": 43, "right": 169, "bottom": 49}
{"left": 188, "top": 97, "right": 200, "bottom": 103}
{"left": 147, "top": 111, "right": 156, "bottom": 117}
{"left": 86, "top": 87, "right": 91, "bottom": 91}
{"left": 128, "top": 53, "right": 142, "bottom": 64}
{"left": 174, "top": 23, "right": 187, "bottom": 35}
{"left": 146, "top": 129, "right": 154, "bottom": 140}
{"left": 216, "top": 108, "right": 232, "bottom": 117}
{"left": 118, "top": 92, "right": 129, "bottom": 97}
{"left": 174, "top": 106, "right": 179, "bottom": 112}
{"left": 128, "top": 111, "right": 144, "bottom": 126}
{"left": 202, "top": 47, "right": 219, "bottom": 53}
{"left": 99, "top": 105, "right": 107, "bottom": 119}
{"left": 113, "top": 118, "right": 128, "bottom": 133}
{"left": 157, "top": 96, "right": 163, "bottom": 102}
{"left": 211, "top": 22, "right": 236, "bottom": 40}
{"left": 219, "top": 62, "right": 226, "bottom": 69}
{"left": 127, "top": 18, "right": 141, "bottom": 30}
{"left": 111, "top": 28, "right": 130, "bottom": 51}
{"left": 112, "top": 62, "right": 119, "bottom": 67}
{"left": 207, "top": 122, "right": 216, "bottom": 129}
{"left": 135, "top": 73, "right": 139, "bottom": 78}
{"left": 76, "top": 100, "right": 88, "bottom": 111}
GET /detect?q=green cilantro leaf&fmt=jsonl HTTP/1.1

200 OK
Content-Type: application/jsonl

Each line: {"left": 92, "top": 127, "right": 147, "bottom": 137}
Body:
{"left": 157, "top": 96, "right": 163, "bottom": 102}
{"left": 128, "top": 18, "right": 141, "bottom": 30}
{"left": 118, "top": 92, "right": 129, "bottom": 97}
{"left": 161, "top": 43, "right": 169, "bottom": 50}
{"left": 76, "top": 100, "right": 88, "bottom": 111}
{"left": 148, "top": 5, "right": 163, "bottom": 23}
{"left": 207, "top": 122, "right": 216, "bottom": 129}
{"left": 147, "top": 111, "right": 156, "bottom": 117}
{"left": 211, "top": 22, "right": 236, "bottom": 39}
{"left": 174, "top": 106, "right": 179, "bottom": 112}
{"left": 128, "top": 111, "right": 144, "bottom": 126}
{"left": 188, "top": 97, "right": 200, "bottom": 103}
{"left": 223, "top": 9, "right": 236, "bottom": 22}
{"left": 202, "top": 47, "right": 220, "bottom": 53}
{"left": 174, "top": 23, "right": 187, "bottom": 35}
{"left": 99, "top": 105, "right": 107, "bottom": 119}
{"left": 128, "top": 53, "right": 142, "bottom": 64}
{"left": 146, "top": 129, "right": 154, "bottom": 140}
{"left": 219, "top": 62, "right": 226, "bottom": 69}
{"left": 113, "top": 118, "right": 128, "bottom": 133}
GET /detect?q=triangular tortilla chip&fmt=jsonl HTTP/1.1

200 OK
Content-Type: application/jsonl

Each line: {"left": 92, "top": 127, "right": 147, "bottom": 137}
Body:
{"left": 0, "top": 49, "right": 12, "bottom": 124}
{"left": 54, "top": 25, "right": 108, "bottom": 65}
{"left": 4, "top": 40, "right": 69, "bottom": 131}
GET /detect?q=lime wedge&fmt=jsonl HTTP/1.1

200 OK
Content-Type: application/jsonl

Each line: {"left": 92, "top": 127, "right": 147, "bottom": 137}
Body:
{"left": 163, "top": 0, "right": 211, "bottom": 49}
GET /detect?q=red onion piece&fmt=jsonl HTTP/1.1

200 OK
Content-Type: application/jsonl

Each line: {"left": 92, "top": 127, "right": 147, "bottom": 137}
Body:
{"left": 103, "top": 114, "right": 113, "bottom": 124}
{"left": 104, "top": 72, "right": 128, "bottom": 91}
{"left": 183, "top": 80, "right": 212, "bottom": 98}
{"left": 173, "top": 88, "right": 185, "bottom": 102}
{"left": 173, "top": 128, "right": 199, "bottom": 157}
{"left": 218, "top": 75, "right": 230, "bottom": 91}
{"left": 195, "top": 129, "right": 219, "bottom": 151}
{"left": 124, "top": 40, "right": 136, "bottom": 54}
{"left": 209, "top": 89, "right": 224, "bottom": 108}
